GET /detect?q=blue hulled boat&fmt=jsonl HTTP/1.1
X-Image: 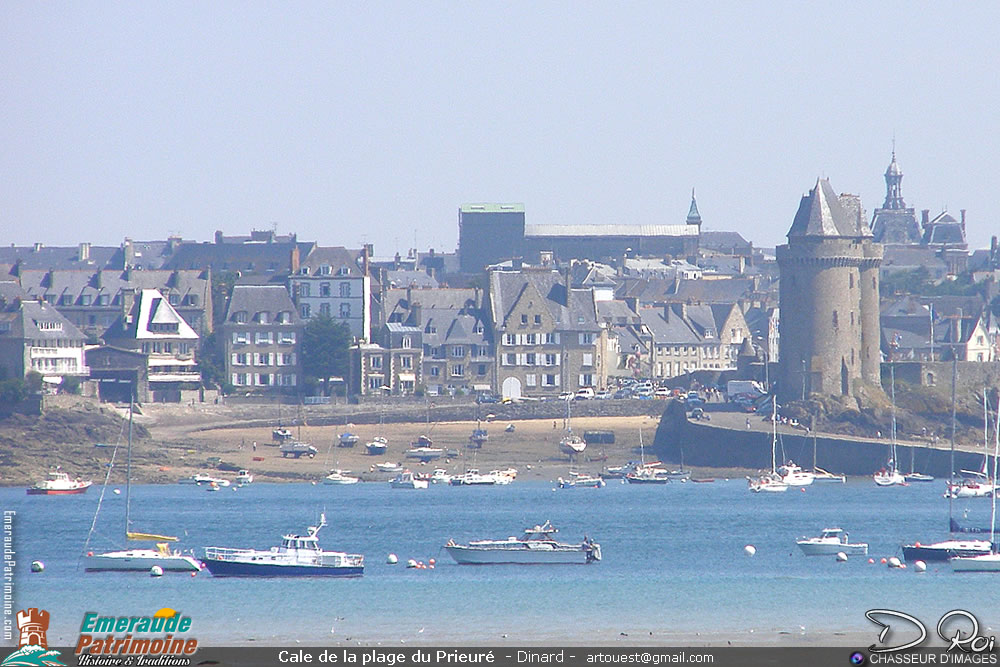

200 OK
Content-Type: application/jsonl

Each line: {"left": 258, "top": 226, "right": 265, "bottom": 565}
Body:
{"left": 202, "top": 515, "right": 364, "bottom": 577}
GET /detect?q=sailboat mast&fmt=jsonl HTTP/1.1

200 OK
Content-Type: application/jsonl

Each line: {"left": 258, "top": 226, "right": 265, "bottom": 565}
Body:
{"left": 771, "top": 395, "right": 777, "bottom": 473}
{"left": 125, "top": 397, "right": 132, "bottom": 535}
{"left": 890, "top": 363, "right": 897, "bottom": 472}
{"left": 989, "top": 393, "right": 999, "bottom": 548}
{"left": 949, "top": 355, "right": 957, "bottom": 526}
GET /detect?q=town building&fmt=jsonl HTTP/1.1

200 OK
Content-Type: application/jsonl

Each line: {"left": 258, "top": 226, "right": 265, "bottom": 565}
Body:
{"left": 0, "top": 299, "right": 88, "bottom": 387}
{"left": 222, "top": 285, "right": 303, "bottom": 392}
{"left": 103, "top": 288, "right": 201, "bottom": 402}
{"left": 487, "top": 267, "right": 607, "bottom": 399}
{"left": 870, "top": 151, "right": 922, "bottom": 245}
{"left": 288, "top": 246, "right": 372, "bottom": 341}
{"left": 776, "top": 179, "right": 882, "bottom": 401}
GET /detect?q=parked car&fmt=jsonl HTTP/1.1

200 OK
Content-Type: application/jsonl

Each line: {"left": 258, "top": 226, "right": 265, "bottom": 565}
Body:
{"left": 654, "top": 387, "right": 671, "bottom": 399}
{"left": 476, "top": 392, "right": 499, "bottom": 404}
{"left": 558, "top": 392, "right": 574, "bottom": 401}
{"left": 594, "top": 390, "right": 612, "bottom": 400}
{"left": 613, "top": 388, "right": 633, "bottom": 399}
{"left": 574, "top": 388, "right": 595, "bottom": 400}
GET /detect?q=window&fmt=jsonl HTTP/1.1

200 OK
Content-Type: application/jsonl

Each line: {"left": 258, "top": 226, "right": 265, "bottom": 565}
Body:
{"left": 319, "top": 265, "right": 333, "bottom": 276}
{"left": 368, "top": 377, "right": 384, "bottom": 390}
{"left": 279, "top": 332, "right": 296, "bottom": 345}
{"left": 257, "top": 311, "right": 270, "bottom": 324}
{"left": 402, "top": 336, "right": 412, "bottom": 349}
{"left": 580, "top": 374, "right": 593, "bottom": 387}
{"left": 849, "top": 274, "right": 854, "bottom": 289}
{"left": 320, "top": 283, "right": 331, "bottom": 297}
{"left": 320, "top": 303, "right": 332, "bottom": 317}
{"left": 232, "top": 353, "right": 248, "bottom": 366}
{"left": 400, "top": 356, "right": 412, "bottom": 369}
{"left": 579, "top": 333, "right": 594, "bottom": 345}
{"left": 534, "top": 314, "right": 541, "bottom": 325}
{"left": 451, "top": 364, "right": 464, "bottom": 377}
{"left": 544, "top": 333, "right": 558, "bottom": 344}
{"left": 340, "top": 282, "right": 351, "bottom": 297}
{"left": 430, "top": 366, "right": 440, "bottom": 377}
{"left": 504, "top": 353, "right": 517, "bottom": 366}
{"left": 255, "top": 353, "right": 271, "bottom": 366}
{"left": 526, "top": 374, "right": 537, "bottom": 387}
{"left": 526, "top": 353, "right": 536, "bottom": 366}
{"left": 232, "top": 332, "right": 249, "bottom": 345}
{"left": 81, "top": 294, "right": 92, "bottom": 306}
{"left": 235, "top": 311, "right": 248, "bottom": 324}
{"left": 477, "top": 364, "right": 487, "bottom": 375}
{"left": 503, "top": 334, "right": 516, "bottom": 346}
{"left": 832, "top": 311, "right": 839, "bottom": 328}
{"left": 452, "top": 346, "right": 464, "bottom": 358}
{"left": 255, "top": 332, "right": 273, "bottom": 345}
{"left": 525, "top": 333, "right": 536, "bottom": 345}
{"left": 98, "top": 294, "right": 109, "bottom": 306}
{"left": 340, "top": 303, "right": 351, "bottom": 318}
{"left": 543, "top": 374, "right": 558, "bottom": 387}
{"left": 544, "top": 353, "right": 557, "bottom": 366}
{"left": 521, "top": 314, "right": 528, "bottom": 325}
{"left": 371, "top": 356, "right": 382, "bottom": 369}
{"left": 300, "top": 304, "right": 311, "bottom": 318}
{"left": 299, "top": 284, "right": 310, "bottom": 298}
{"left": 582, "top": 353, "right": 593, "bottom": 367}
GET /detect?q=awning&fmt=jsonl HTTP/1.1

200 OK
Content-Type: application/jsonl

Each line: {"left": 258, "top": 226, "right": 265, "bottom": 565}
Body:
{"left": 473, "top": 384, "right": 492, "bottom": 391}
{"left": 398, "top": 373, "right": 416, "bottom": 381}
{"left": 42, "top": 376, "right": 63, "bottom": 384}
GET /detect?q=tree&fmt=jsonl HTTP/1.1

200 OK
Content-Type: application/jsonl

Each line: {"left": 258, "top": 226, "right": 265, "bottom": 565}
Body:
{"left": 0, "top": 378, "right": 27, "bottom": 405}
{"left": 211, "top": 271, "right": 240, "bottom": 328}
{"left": 301, "top": 315, "right": 352, "bottom": 395}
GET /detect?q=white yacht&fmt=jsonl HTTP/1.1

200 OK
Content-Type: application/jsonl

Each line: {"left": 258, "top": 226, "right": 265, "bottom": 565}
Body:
{"left": 796, "top": 528, "right": 868, "bottom": 556}
{"left": 873, "top": 467, "right": 907, "bottom": 487}
{"left": 450, "top": 469, "right": 497, "bottom": 486}
{"left": 777, "top": 461, "right": 814, "bottom": 486}
{"left": 389, "top": 470, "right": 428, "bottom": 489}
{"left": 235, "top": 470, "right": 254, "bottom": 486}
{"left": 444, "top": 521, "right": 601, "bottom": 565}
{"left": 558, "top": 473, "right": 605, "bottom": 489}
{"left": 323, "top": 469, "right": 360, "bottom": 485}
{"left": 178, "top": 473, "right": 230, "bottom": 487}
{"left": 747, "top": 473, "right": 789, "bottom": 493}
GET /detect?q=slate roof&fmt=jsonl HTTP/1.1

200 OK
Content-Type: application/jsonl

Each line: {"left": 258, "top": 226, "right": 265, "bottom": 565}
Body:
{"left": 225, "top": 285, "right": 301, "bottom": 324}
{"left": 788, "top": 179, "right": 871, "bottom": 238}
{"left": 525, "top": 224, "right": 698, "bottom": 238}
{"left": 385, "top": 270, "right": 439, "bottom": 289}
{"left": 616, "top": 276, "right": 755, "bottom": 305}
{"left": 297, "top": 246, "right": 363, "bottom": 276}
{"left": 108, "top": 289, "right": 198, "bottom": 341}
{"left": 164, "top": 240, "right": 315, "bottom": 274}
{"left": 0, "top": 300, "right": 85, "bottom": 342}
{"left": 12, "top": 269, "right": 209, "bottom": 308}
{"left": 700, "top": 231, "right": 751, "bottom": 252}
{"left": 686, "top": 191, "right": 702, "bottom": 225}
{"left": 0, "top": 245, "right": 120, "bottom": 271}
{"left": 489, "top": 269, "right": 600, "bottom": 333}
{"left": 420, "top": 309, "right": 491, "bottom": 347}
{"left": 637, "top": 306, "right": 701, "bottom": 345}
{"left": 597, "top": 300, "right": 641, "bottom": 326}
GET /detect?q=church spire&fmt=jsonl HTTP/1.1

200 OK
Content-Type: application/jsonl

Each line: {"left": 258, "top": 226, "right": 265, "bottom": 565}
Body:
{"left": 883, "top": 147, "right": 905, "bottom": 210}
{"left": 686, "top": 188, "right": 702, "bottom": 225}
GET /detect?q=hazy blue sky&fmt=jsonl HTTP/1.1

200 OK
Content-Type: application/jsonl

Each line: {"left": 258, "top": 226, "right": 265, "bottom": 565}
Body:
{"left": 3, "top": 2, "right": 998, "bottom": 253}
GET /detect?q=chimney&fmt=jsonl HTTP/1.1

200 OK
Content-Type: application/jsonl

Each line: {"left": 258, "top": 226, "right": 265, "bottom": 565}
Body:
{"left": 411, "top": 302, "right": 422, "bottom": 326}
{"left": 921, "top": 210, "right": 930, "bottom": 229}
{"left": 121, "top": 288, "right": 137, "bottom": 324}
{"left": 406, "top": 286, "right": 412, "bottom": 308}
{"left": 473, "top": 286, "right": 481, "bottom": 309}
{"left": 561, "top": 264, "right": 571, "bottom": 298}
{"left": 394, "top": 252, "right": 401, "bottom": 270}
{"left": 362, "top": 244, "right": 373, "bottom": 276}
{"left": 32, "top": 242, "right": 43, "bottom": 252}
{"left": 513, "top": 257, "right": 523, "bottom": 271}
{"left": 290, "top": 246, "right": 300, "bottom": 274}
{"left": 215, "top": 230, "right": 224, "bottom": 244}
{"left": 122, "top": 238, "right": 135, "bottom": 268}
{"left": 78, "top": 242, "right": 90, "bottom": 262}
{"left": 991, "top": 236, "right": 998, "bottom": 265}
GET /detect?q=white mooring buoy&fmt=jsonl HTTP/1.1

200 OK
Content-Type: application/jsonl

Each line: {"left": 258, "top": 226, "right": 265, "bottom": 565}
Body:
{"left": 835, "top": 552, "right": 848, "bottom": 562}
{"left": 30, "top": 561, "right": 44, "bottom": 573}
{"left": 387, "top": 553, "right": 398, "bottom": 564}
{"left": 744, "top": 545, "right": 757, "bottom": 557}
{"left": 150, "top": 565, "right": 164, "bottom": 577}
{"left": 914, "top": 560, "right": 927, "bottom": 573}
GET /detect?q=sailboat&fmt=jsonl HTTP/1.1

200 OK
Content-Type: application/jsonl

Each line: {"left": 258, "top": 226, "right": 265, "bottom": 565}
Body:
{"left": 945, "top": 394, "right": 996, "bottom": 499}
{"left": 807, "top": 420, "right": 845, "bottom": 483}
{"left": 873, "top": 364, "right": 906, "bottom": 486}
{"left": 747, "top": 397, "right": 789, "bottom": 493}
{"left": 951, "top": 393, "right": 1000, "bottom": 572}
{"left": 902, "top": 367, "right": 992, "bottom": 562}
{"left": 558, "top": 398, "right": 586, "bottom": 457}
{"left": 625, "top": 429, "right": 670, "bottom": 484}
{"left": 83, "top": 400, "right": 201, "bottom": 572}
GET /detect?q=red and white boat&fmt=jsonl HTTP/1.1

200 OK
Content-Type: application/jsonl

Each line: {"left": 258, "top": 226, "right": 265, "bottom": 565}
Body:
{"left": 27, "top": 471, "right": 92, "bottom": 495}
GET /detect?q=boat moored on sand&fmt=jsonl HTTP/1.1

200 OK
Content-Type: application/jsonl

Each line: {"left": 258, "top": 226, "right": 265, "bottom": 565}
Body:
{"left": 444, "top": 520, "right": 601, "bottom": 565}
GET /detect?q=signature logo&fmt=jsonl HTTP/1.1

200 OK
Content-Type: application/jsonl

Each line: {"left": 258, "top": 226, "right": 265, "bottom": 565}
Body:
{"left": 2, "top": 608, "right": 64, "bottom": 666}
{"left": 866, "top": 609, "right": 996, "bottom": 653}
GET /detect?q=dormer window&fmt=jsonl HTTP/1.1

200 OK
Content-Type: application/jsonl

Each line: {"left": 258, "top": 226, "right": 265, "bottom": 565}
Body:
{"left": 319, "top": 265, "right": 332, "bottom": 276}
{"left": 235, "top": 311, "right": 248, "bottom": 324}
{"left": 337, "top": 267, "right": 350, "bottom": 276}
{"left": 299, "top": 267, "right": 310, "bottom": 275}
{"left": 257, "top": 311, "right": 269, "bottom": 324}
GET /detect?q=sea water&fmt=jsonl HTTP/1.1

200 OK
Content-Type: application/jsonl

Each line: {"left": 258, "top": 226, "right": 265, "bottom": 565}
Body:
{"left": 4, "top": 479, "right": 999, "bottom": 645}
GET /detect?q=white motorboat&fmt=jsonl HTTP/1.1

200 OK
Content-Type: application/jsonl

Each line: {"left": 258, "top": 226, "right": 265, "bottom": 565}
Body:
{"left": 235, "top": 470, "right": 254, "bottom": 486}
{"left": 944, "top": 472, "right": 995, "bottom": 498}
{"left": 449, "top": 469, "right": 497, "bottom": 486}
{"left": 444, "top": 520, "right": 601, "bottom": 565}
{"left": 323, "top": 469, "right": 360, "bottom": 485}
{"left": 796, "top": 528, "right": 868, "bottom": 556}
{"left": 558, "top": 473, "right": 605, "bottom": 489}
{"left": 202, "top": 514, "right": 364, "bottom": 577}
{"left": 178, "top": 473, "right": 230, "bottom": 487}
{"left": 405, "top": 447, "right": 444, "bottom": 462}
{"left": 777, "top": 461, "right": 814, "bottom": 487}
{"left": 626, "top": 465, "right": 671, "bottom": 484}
{"left": 490, "top": 468, "right": 518, "bottom": 484}
{"left": 429, "top": 469, "right": 452, "bottom": 484}
{"left": 374, "top": 462, "right": 403, "bottom": 473}
{"left": 26, "top": 470, "right": 92, "bottom": 495}
{"left": 365, "top": 437, "right": 389, "bottom": 456}
{"left": 389, "top": 470, "right": 428, "bottom": 489}
{"left": 950, "top": 394, "right": 1000, "bottom": 572}
{"left": 84, "top": 399, "right": 201, "bottom": 573}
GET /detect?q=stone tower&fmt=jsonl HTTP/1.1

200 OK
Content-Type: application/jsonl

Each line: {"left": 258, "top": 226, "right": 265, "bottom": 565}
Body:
{"left": 870, "top": 150, "right": 921, "bottom": 244}
{"left": 776, "top": 179, "right": 882, "bottom": 402}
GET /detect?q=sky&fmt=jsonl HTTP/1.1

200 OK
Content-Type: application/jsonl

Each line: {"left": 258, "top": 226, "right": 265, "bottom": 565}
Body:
{"left": 2, "top": 2, "right": 999, "bottom": 254}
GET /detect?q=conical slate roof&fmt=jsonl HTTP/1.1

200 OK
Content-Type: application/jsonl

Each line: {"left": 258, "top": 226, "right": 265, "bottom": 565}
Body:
{"left": 788, "top": 178, "right": 863, "bottom": 238}
{"left": 686, "top": 189, "right": 702, "bottom": 225}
